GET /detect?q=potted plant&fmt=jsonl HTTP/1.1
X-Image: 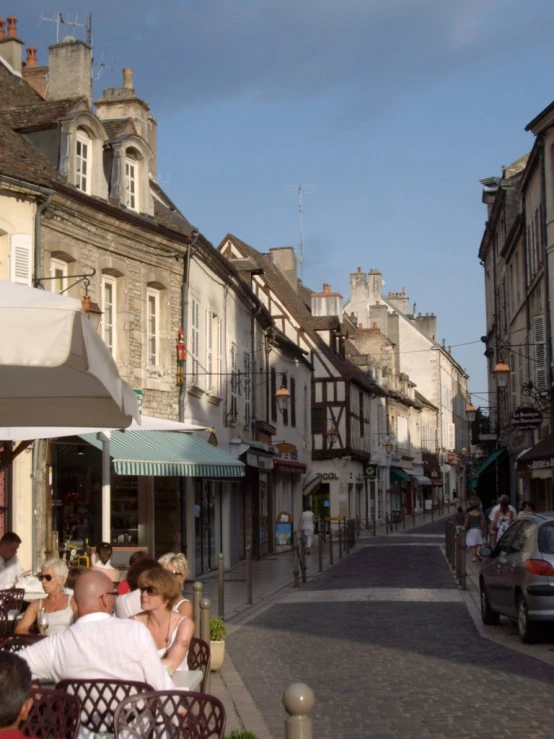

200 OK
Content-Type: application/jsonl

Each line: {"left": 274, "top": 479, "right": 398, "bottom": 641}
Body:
{"left": 210, "top": 616, "right": 226, "bottom": 671}
{"left": 226, "top": 732, "right": 259, "bottom": 739}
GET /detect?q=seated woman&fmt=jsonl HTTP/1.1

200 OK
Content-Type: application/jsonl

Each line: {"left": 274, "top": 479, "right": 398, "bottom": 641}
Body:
{"left": 132, "top": 568, "right": 194, "bottom": 676}
{"left": 158, "top": 552, "right": 193, "bottom": 619}
{"left": 15, "top": 558, "right": 77, "bottom": 635}
{"left": 92, "top": 542, "right": 119, "bottom": 584}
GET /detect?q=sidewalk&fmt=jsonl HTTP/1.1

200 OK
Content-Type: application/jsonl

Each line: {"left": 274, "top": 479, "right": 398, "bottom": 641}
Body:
{"left": 200, "top": 511, "right": 451, "bottom": 735}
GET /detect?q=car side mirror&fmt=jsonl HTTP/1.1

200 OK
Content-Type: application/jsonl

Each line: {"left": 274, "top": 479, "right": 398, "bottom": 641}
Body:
{"left": 479, "top": 546, "right": 493, "bottom": 558}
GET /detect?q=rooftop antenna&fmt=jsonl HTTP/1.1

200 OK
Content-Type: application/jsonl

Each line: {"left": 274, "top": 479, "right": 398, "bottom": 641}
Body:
{"left": 40, "top": 11, "right": 92, "bottom": 45}
{"left": 284, "top": 184, "right": 316, "bottom": 282}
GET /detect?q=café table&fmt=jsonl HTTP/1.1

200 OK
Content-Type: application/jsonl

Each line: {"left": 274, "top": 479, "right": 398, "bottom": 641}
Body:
{"left": 173, "top": 669, "right": 204, "bottom": 691}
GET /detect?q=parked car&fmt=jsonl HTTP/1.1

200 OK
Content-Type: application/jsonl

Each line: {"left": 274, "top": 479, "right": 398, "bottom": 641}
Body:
{"left": 479, "top": 512, "right": 554, "bottom": 643}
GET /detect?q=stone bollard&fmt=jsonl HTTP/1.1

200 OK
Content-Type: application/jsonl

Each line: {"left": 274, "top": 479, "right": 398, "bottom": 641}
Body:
{"left": 246, "top": 545, "right": 253, "bottom": 605}
{"left": 199, "top": 597, "right": 211, "bottom": 644}
{"left": 217, "top": 552, "right": 225, "bottom": 618}
{"left": 193, "top": 581, "right": 203, "bottom": 636}
{"left": 283, "top": 682, "right": 315, "bottom": 739}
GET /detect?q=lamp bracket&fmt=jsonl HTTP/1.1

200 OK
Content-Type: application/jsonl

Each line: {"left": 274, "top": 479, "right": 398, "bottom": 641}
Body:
{"left": 35, "top": 268, "right": 97, "bottom": 295}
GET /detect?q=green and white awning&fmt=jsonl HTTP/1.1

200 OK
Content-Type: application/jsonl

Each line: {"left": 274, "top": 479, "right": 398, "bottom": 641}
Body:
{"left": 80, "top": 431, "right": 245, "bottom": 478}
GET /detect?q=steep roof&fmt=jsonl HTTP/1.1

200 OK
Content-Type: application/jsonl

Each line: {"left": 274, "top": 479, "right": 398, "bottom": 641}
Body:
{"left": 0, "top": 120, "right": 64, "bottom": 187}
{"left": 103, "top": 118, "right": 137, "bottom": 140}
{"left": 0, "top": 98, "right": 88, "bottom": 131}
{"left": 0, "top": 61, "right": 43, "bottom": 107}
{"left": 221, "top": 233, "right": 382, "bottom": 394}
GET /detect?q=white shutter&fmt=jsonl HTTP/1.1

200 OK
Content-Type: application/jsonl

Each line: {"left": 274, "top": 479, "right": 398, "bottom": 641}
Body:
{"left": 206, "top": 310, "right": 213, "bottom": 392}
{"left": 191, "top": 299, "right": 200, "bottom": 385}
{"left": 447, "top": 423, "right": 455, "bottom": 451}
{"left": 534, "top": 315, "right": 547, "bottom": 391}
{"left": 421, "top": 425, "right": 428, "bottom": 452}
{"left": 10, "top": 234, "right": 33, "bottom": 285}
{"left": 216, "top": 318, "right": 223, "bottom": 397}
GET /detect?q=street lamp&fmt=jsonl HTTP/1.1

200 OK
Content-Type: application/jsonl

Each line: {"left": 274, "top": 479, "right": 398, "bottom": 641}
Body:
{"left": 81, "top": 294, "right": 102, "bottom": 331}
{"left": 327, "top": 427, "right": 339, "bottom": 448}
{"left": 493, "top": 361, "right": 510, "bottom": 390}
{"left": 275, "top": 384, "right": 290, "bottom": 415}
{"left": 384, "top": 438, "right": 393, "bottom": 456}
{"left": 465, "top": 403, "right": 477, "bottom": 423}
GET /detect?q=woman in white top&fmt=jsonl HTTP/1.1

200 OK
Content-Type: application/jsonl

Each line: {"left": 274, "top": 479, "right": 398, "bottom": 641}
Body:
{"left": 131, "top": 567, "right": 194, "bottom": 676}
{"left": 15, "top": 557, "right": 77, "bottom": 635}
{"left": 299, "top": 506, "right": 315, "bottom": 554}
{"left": 158, "top": 552, "right": 193, "bottom": 619}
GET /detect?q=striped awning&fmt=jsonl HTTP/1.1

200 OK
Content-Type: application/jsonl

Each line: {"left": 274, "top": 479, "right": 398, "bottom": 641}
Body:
{"left": 80, "top": 431, "right": 245, "bottom": 478}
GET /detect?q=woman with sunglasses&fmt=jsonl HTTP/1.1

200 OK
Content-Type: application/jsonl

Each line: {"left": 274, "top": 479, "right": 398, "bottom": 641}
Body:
{"left": 15, "top": 558, "right": 77, "bottom": 635}
{"left": 132, "top": 568, "right": 194, "bottom": 676}
{"left": 158, "top": 552, "right": 193, "bottom": 619}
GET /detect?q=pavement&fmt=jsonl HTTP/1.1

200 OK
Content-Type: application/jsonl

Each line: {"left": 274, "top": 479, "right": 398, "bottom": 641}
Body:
{"left": 206, "top": 512, "right": 554, "bottom": 738}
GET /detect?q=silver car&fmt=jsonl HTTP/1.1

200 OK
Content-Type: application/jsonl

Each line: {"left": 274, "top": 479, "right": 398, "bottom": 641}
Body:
{"left": 479, "top": 512, "right": 554, "bottom": 643}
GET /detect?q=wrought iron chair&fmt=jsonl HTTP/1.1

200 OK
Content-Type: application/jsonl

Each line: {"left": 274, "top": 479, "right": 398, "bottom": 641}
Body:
{"left": 21, "top": 687, "right": 81, "bottom": 739}
{"left": 0, "top": 607, "right": 9, "bottom": 636}
{"left": 114, "top": 690, "right": 226, "bottom": 739}
{"left": 186, "top": 636, "right": 211, "bottom": 692}
{"left": 55, "top": 679, "right": 153, "bottom": 735}
{"left": 0, "top": 634, "right": 46, "bottom": 652}
{"left": 0, "top": 588, "right": 26, "bottom": 634}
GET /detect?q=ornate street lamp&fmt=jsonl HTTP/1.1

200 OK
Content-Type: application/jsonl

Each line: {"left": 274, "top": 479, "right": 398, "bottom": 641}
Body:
{"left": 465, "top": 403, "right": 477, "bottom": 423}
{"left": 327, "top": 427, "right": 339, "bottom": 448}
{"left": 275, "top": 384, "right": 290, "bottom": 415}
{"left": 384, "top": 438, "right": 393, "bottom": 456}
{"left": 493, "top": 361, "right": 510, "bottom": 390}
{"left": 81, "top": 294, "right": 102, "bottom": 331}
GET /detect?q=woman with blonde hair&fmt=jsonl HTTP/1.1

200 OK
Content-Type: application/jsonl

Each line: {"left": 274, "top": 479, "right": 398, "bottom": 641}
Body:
{"left": 15, "top": 558, "right": 77, "bottom": 635}
{"left": 131, "top": 568, "right": 194, "bottom": 676}
{"left": 158, "top": 552, "right": 193, "bottom": 619}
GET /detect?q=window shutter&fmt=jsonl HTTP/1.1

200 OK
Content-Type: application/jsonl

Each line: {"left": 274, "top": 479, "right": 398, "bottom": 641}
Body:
{"left": 534, "top": 315, "right": 547, "bottom": 391}
{"left": 206, "top": 310, "right": 213, "bottom": 392}
{"left": 421, "top": 425, "right": 428, "bottom": 451}
{"left": 9, "top": 234, "right": 33, "bottom": 285}
{"left": 244, "top": 352, "right": 251, "bottom": 426}
{"left": 291, "top": 377, "right": 296, "bottom": 428}
{"left": 191, "top": 299, "right": 200, "bottom": 385}
{"left": 271, "top": 367, "right": 277, "bottom": 422}
{"left": 447, "top": 423, "right": 455, "bottom": 451}
{"left": 216, "top": 317, "right": 223, "bottom": 397}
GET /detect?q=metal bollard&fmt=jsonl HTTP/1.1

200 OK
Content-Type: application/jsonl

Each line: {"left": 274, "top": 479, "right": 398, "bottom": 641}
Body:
{"left": 329, "top": 525, "right": 334, "bottom": 565}
{"left": 293, "top": 542, "right": 300, "bottom": 588}
{"left": 199, "top": 597, "right": 211, "bottom": 644}
{"left": 338, "top": 525, "right": 343, "bottom": 559}
{"left": 413, "top": 507, "right": 416, "bottom": 527}
{"left": 372, "top": 514, "right": 377, "bottom": 537}
{"left": 456, "top": 530, "right": 467, "bottom": 590}
{"left": 246, "top": 545, "right": 253, "bottom": 605}
{"left": 192, "top": 581, "right": 203, "bottom": 635}
{"left": 283, "top": 682, "right": 315, "bottom": 739}
{"left": 402, "top": 510, "right": 406, "bottom": 531}
{"left": 299, "top": 534, "right": 307, "bottom": 584}
{"left": 431, "top": 503, "right": 434, "bottom": 522}
{"left": 217, "top": 552, "right": 225, "bottom": 618}
{"left": 318, "top": 532, "right": 323, "bottom": 572}
{"left": 345, "top": 520, "right": 350, "bottom": 555}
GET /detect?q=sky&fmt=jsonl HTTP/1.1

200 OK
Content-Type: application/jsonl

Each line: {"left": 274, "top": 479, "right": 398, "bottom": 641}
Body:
{"left": 14, "top": 0, "right": 554, "bottom": 398}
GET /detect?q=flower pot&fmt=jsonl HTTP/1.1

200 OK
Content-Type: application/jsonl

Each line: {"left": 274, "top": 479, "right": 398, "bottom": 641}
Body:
{"left": 210, "top": 639, "right": 225, "bottom": 671}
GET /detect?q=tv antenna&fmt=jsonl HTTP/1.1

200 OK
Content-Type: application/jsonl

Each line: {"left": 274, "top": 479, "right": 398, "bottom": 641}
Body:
{"left": 40, "top": 11, "right": 92, "bottom": 45}
{"left": 92, "top": 52, "right": 114, "bottom": 81}
{"left": 284, "top": 184, "right": 316, "bottom": 282}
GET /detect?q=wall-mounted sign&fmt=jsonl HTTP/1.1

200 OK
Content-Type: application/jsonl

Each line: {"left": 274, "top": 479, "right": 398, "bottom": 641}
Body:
{"left": 275, "top": 442, "right": 298, "bottom": 461}
{"left": 322, "top": 472, "right": 338, "bottom": 480}
{"left": 511, "top": 406, "right": 543, "bottom": 430}
{"left": 133, "top": 389, "right": 143, "bottom": 414}
{"left": 364, "top": 465, "right": 377, "bottom": 479}
{"left": 246, "top": 452, "right": 274, "bottom": 470}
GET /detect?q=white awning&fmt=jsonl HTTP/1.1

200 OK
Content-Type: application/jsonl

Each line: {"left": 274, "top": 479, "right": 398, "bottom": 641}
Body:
{"left": 411, "top": 475, "right": 432, "bottom": 487}
{"left": 303, "top": 469, "right": 322, "bottom": 496}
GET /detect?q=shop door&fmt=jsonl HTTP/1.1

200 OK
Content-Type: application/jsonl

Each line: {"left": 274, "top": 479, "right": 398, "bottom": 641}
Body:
{"left": 313, "top": 483, "right": 330, "bottom": 532}
{"left": 195, "top": 480, "right": 216, "bottom": 575}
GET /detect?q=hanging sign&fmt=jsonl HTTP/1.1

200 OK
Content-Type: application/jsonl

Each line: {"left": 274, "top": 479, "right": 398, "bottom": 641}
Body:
{"left": 511, "top": 406, "right": 542, "bottom": 430}
{"left": 364, "top": 464, "right": 377, "bottom": 479}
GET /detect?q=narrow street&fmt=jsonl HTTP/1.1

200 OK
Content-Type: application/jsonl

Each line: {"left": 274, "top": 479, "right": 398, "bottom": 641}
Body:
{"left": 226, "top": 534, "right": 554, "bottom": 738}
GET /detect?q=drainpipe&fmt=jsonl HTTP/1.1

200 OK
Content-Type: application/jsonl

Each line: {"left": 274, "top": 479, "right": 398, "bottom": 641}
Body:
{"left": 538, "top": 141, "right": 554, "bottom": 429}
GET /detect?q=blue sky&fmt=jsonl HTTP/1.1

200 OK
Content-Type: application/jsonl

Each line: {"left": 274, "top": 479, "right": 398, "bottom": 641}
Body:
{"left": 15, "top": 0, "right": 554, "bottom": 397}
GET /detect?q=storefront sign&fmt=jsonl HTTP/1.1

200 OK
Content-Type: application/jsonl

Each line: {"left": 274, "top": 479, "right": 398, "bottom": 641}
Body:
{"left": 525, "top": 457, "right": 554, "bottom": 471}
{"left": 133, "top": 389, "right": 143, "bottom": 414}
{"left": 246, "top": 451, "right": 274, "bottom": 470}
{"left": 275, "top": 511, "right": 292, "bottom": 548}
{"left": 511, "top": 406, "right": 543, "bottom": 430}
{"left": 364, "top": 465, "right": 377, "bottom": 479}
{"left": 321, "top": 472, "right": 338, "bottom": 480}
{"left": 275, "top": 442, "right": 298, "bottom": 461}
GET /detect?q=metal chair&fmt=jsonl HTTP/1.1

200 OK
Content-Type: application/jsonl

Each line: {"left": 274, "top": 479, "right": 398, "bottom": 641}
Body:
{"left": 187, "top": 636, "right": 211, "bottom": 692}
{"left": 0, "top": 589, "right": 25, "bottom": 634}
{"left": 21, "top": 687, "right": 81, "bottom": 739}
{"left": 0, "top": 607, "right": 9, "bottom": 636}
{"left": 0, "top": 634, "right": 47, "bottom": 652}
{"left": 56, "top": 679, "right": 153, "bottom": 735}
{"left": 114, "top": 690, "right": 226, "bottom": 739}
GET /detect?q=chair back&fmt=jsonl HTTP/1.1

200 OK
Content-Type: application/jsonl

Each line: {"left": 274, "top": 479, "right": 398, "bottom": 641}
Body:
{"left": 0, "top": 587, "right": 25, "bottom": 612}
{"left": 187, "top": 636, "right": 211, "bottom": 692}
{"left": 21, "top": 687, "right": 81, "bottom": 739}
{"left": 114, "top": 690, "right": 226, "bottom": 739}
{"left": 0, "top": 634, "right": 47, "bottom": 652}
{"left": 0, "top": 607, "right": 9, "bottom": 636}
{"left": 55, "top": 679, "right": 153, "bottom": 735}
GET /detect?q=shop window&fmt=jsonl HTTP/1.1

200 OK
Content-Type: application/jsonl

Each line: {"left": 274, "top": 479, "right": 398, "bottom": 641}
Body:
{"left": 50, "top": 258, "right": 68, "bottom": 293}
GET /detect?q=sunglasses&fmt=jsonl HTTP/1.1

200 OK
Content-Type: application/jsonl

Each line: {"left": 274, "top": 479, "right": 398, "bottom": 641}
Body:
{"left": 168, "top": 571, "right": 182, "bottom": 577}
{"left": 37, "top": 574, "right": 53, "bottom": 582}
{"left": 139, "top": 586, "right": 160, "bottom": 596}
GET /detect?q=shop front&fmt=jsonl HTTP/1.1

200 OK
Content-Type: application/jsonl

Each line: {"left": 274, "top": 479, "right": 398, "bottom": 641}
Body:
{"left": 237, "top": 445, "right": 274, "bottom": 561}
{"left": 273, "top": 442, "right": 307, "bottom": 549}
{"left": 390, "top": 466, "right": 411, "bottom": 517}
{"left": 517, "top": 435, "right": 554, "bottom": 511}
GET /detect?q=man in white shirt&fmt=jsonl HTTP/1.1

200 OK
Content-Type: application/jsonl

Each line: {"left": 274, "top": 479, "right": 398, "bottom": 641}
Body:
{"left": 299, "top": 506, "right": 315, "bottom": 554}
{"left": 488, "top": 495, "right": 517, "bottom": 522}
{"left": 20, "top": 570, "right": 173, "bottom": 690}
{"left": 0, "top": 531, "right": 24, "bottom": 588}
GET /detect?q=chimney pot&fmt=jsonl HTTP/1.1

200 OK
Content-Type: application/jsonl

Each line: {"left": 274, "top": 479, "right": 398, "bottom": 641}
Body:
{"left": 323, "top": 283, "right": 330, "bottom": 294}
{"left": 123, "top": 67, "right": 134, "bottom": 90}
{"left": 357, "top": 266, "right": 361, "bottom": 273}
{"left": 6, "top": 15, "right": 17, "bottom": 38}
{"left": 26, "top": 46, "right": 37, "bottom": 67}
{"left": 0, "top": 19, "right": 5, "bottom": 40}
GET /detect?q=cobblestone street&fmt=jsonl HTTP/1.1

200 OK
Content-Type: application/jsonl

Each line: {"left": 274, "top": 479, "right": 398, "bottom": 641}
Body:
{"left": 226, "top": 537, "right": 554, "bottom": 738}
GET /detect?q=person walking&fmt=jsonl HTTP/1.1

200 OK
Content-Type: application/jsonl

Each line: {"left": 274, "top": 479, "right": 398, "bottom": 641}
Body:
{"left": 299, "top": 505, "right": 315, "bottom": 554}
{"left": 465, "top": 504, "right": 487, "bottom": 564}
{"left": 492, "top": 495, "right": 515, "bottom": 542}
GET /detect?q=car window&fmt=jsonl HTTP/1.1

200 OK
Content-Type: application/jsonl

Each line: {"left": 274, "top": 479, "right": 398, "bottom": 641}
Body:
{"left": 495, "top": 521, "right": 521, "bottom": 555}
{"left": 538, "top": 522, "right": 554, "bottom": 554}
{"left": 508, "top": 521, "right": 535, "bottom": 555}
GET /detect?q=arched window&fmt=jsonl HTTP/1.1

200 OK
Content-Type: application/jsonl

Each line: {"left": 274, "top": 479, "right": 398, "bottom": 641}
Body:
{"left": 75, "top": 127, "right": 92, "bottom": 194}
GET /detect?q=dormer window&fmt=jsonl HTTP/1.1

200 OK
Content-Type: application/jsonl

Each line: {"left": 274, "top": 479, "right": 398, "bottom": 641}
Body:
{"left": 125, "top": 151, "right": 139, "bottom": 212}
{"left": 75, "top": 129, "right": 91, "bottom": 194}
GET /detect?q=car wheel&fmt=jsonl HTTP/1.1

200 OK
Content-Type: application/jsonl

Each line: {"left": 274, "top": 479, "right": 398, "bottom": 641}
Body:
{"left": 517, "top": 595, "right": 537, "bottom": 644}
{"left": 480, "top": 583, "right": 500, "bottom": 625}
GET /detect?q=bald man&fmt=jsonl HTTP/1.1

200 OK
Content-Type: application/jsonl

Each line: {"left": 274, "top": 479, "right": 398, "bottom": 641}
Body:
{"left": 19, "top": 570, "right": 173, "bottom": 690}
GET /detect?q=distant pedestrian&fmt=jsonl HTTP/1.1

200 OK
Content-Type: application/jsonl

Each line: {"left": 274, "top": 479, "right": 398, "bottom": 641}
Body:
{"left": 299, "top": 506, "right": 315, "bottom": 554}
{"left": 492, "top": 495, "right": 515, "bottom": 542}
{"left": 454, "top": 506, "right": 465, "bottom": 534}
{"left": 518, "top": 501, "right": 536, "bottom": 519}
{"left": 465, "top": 504, "right": 486, "bottom": 563}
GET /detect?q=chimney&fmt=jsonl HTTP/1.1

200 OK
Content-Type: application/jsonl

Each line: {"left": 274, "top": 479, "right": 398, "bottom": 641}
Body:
{"left": 311, "top": 283, "right": 343, "bottom": 318}
{"left": 0, "top": 15, "right": 24, "bottom": 74}
{"left": 268, "top": 247, "right": 297, "bottom": 290}
{"left": 25, "top": 45, "right": 37, "bottom": 67}
{"left": 0, "top": 19, "right": 5, "bottom": 40}
{"left": 123, "top": 67, "right": 134, "bottom": 90}
{"left": 47, "top": 38, "right": 92, "bottom": 107}
{"left": 323, "top": 283, "right": 330, "bottom": 294}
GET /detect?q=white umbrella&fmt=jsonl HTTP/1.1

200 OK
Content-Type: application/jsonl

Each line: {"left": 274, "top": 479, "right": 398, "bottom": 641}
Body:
{"left": 0, "top": 280, "right": 139, "bottom": 428}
